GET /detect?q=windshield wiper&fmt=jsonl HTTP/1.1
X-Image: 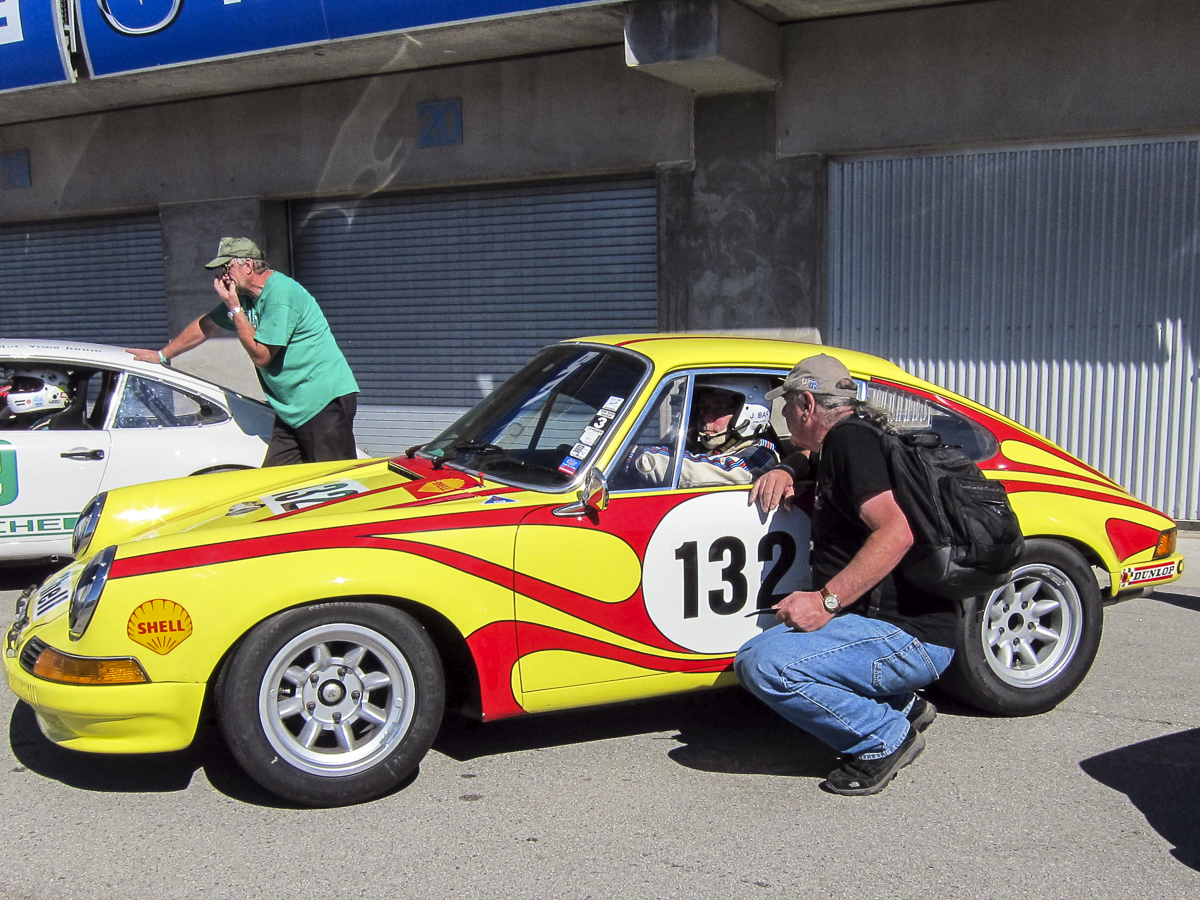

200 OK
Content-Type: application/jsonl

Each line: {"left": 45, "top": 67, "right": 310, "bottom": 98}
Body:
{"left": 433, "top": 439, "right": 506, "bottom": 470}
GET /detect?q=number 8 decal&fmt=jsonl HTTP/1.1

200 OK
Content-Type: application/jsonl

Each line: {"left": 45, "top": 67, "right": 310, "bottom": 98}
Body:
{"left": 643, "top": 493, "right": 812, "bottom": 653}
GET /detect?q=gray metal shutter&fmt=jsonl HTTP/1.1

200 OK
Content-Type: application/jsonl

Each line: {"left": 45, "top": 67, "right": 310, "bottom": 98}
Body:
{"left": 291, "top": 178, "right": 658, "bottom": 454}
{"left": 829, "top": 139, "right": 1200, "bottom": 521}
{"left": 0, "top": 214, "right": 169, "bottom": 347}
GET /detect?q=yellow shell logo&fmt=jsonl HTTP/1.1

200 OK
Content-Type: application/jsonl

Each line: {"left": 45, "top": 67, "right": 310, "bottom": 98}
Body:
{"left": 127, "top": 599, "right": 194, "bottom": 655}
{"left": 414, "top": 477, "right": 465, "bottom": 495}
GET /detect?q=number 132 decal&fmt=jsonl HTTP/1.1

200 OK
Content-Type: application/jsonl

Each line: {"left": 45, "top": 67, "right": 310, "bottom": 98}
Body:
{"left": 642, "top": 493, "right": 812, "bottom": 654}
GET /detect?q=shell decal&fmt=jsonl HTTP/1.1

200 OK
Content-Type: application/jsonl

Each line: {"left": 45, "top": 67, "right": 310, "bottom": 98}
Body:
{"left": 127, "top": 599, "right": 194, "bottom": 655}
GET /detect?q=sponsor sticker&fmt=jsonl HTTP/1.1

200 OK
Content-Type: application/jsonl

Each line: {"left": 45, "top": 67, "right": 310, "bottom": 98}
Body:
{"left": 411, "top": 477, "right": 467, "bottom": 496}
{"left": 127, "top": 599, "right": 194, "bottom": 655}
{"left": 1119, "top": 559, "right": 1181, "bottom": 589}
{"left": 483, "top": 495, "right": 516, "bottom": 505}
{"left": 600, "top": 396, "right": 625, "bottom": 414}
{"left": 557, "top": 456, "right": 582, "bottom": 476}
{"left": 0, "top": 513, "right": 77, "bottom": 536}
{"left": 569, "top": 443, "right": 591, "bottom": 460}
{"left": 578, "top": 426, "right": 604, "bottom": 447}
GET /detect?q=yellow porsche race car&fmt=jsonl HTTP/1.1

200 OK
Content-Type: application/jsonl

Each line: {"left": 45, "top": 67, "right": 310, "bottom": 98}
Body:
{"left": 4, "top": 335, "right": 1184, "bottom": 806}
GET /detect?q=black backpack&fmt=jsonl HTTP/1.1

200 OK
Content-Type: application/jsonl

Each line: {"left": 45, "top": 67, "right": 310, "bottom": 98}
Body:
{"left": 878, "top": 429, "right": 1025, "bottom": 601}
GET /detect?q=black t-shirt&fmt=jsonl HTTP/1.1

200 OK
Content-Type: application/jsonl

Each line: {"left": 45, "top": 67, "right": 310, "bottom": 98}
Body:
{"left": 810, "top": 416, "right": 957, "bottom": 648}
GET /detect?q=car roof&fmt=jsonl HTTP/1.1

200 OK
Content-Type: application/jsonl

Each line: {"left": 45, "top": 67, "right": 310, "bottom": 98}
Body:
{"left": 0, "top": 338, "right": 225, "bottom": 394}
{"left": 567, "top": 333, "right": 923, "bottom": 386}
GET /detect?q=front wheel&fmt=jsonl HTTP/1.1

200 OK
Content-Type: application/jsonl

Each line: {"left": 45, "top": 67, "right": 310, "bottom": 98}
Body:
{"left": 217, "top": 602, "right": 445, "bottom": 806}
{"left": 941, "top": 539, "right": 1103, "bottom": 716}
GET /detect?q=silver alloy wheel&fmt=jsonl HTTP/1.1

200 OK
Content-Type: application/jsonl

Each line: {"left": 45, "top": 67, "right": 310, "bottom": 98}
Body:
{"left": 257, "top": 623, "right": 417, "bottom": 778}
{"left": 980, "top": 562, "right": 1084, "bottom": 689}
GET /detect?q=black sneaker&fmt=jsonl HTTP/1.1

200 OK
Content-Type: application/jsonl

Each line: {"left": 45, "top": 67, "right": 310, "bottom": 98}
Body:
{"left": 820, "top": 728, "right": 926, "bottom": 796}
{"left": 907, "top": 696, "right": 937, "bottom": 733}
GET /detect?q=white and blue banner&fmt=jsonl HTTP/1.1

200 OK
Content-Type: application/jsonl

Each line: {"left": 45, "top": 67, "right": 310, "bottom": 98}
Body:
{"left": 79, "top": 0, "right": 601, "bottom": 78}
{"left": 0, "top": 0, "right": 74, "bottom": 93}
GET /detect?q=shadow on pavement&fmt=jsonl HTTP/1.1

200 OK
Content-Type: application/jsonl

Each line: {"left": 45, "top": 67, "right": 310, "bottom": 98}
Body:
{"left": 0, "top": 563, "right": 59, "bottom": 593}
{"left": 1149, "top": 590, "right": 1200, "bottom": 613}
{"left": 435, "top": 687, "right": 840, "bottom": 778}
{"left": 8, "top": 701, "right": 305, "bottom": 808}
{"left": 1080, "top": 727, "right": 1200, "bottom": 870}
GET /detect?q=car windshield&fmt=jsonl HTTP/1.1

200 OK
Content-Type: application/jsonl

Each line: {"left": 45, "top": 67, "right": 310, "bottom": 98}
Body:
{"left": 420, "top": 345, "right": 648, "bottom": 489}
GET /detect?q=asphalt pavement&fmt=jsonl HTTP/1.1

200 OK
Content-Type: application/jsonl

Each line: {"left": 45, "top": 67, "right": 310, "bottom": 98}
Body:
{"left": 0, "top": 562, "right": 1197, "bottom": 900}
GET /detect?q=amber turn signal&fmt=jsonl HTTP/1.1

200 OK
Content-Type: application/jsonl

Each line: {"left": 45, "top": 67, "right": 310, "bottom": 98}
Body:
{"left": 1154, "top": 529, "right": 1177, "bottom": 559}
{"left": 31, "top": 646, "right": 149, "bottom": 685}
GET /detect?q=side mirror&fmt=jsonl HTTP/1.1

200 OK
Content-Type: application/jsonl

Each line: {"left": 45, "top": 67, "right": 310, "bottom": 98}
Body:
{"left": 552, "top": 468, "right": 609, "bottom": 518}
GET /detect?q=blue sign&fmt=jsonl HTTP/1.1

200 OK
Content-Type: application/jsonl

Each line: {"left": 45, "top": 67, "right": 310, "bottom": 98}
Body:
{"left": 79, "top": 0, "right": 602, "bottom": 78}
{"left": 0, "top": 0, "right": 73, "bottom": 93}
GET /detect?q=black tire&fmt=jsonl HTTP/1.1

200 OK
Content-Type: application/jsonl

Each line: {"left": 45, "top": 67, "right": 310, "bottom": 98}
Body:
{"left": 217, "top": 602, "right": 445, "bottom": 807}
{"left": 940, "top": 538, "right": 1103, "bottom": 716}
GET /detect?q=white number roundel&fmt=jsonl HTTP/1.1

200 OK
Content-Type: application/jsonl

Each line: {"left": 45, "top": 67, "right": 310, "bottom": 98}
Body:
{"left": 642, "top": 493, "right": 811, "bottom": 654}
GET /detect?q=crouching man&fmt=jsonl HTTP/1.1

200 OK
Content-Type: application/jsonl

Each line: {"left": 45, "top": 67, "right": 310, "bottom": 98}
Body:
{"left": 734, "top": 354, "right": 956, "bottom": 796}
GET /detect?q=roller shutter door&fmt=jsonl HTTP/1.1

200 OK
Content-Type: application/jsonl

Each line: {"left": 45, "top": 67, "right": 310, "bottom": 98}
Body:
{"left": 0, "top": 215, "right": 169, "bottom": 347}
{"left": 291, "top": 178, "right": 658, "bottom": 454}
{"left": 829, "top": 139, "right": 1200, "bottom": 521}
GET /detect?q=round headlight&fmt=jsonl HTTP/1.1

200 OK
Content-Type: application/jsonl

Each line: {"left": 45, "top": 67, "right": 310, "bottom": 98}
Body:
{"left": 72, "top": 492, "right": 107, "bottom": 557}
{"left": 69, "top": 545, "right": 118, "bottom": 641}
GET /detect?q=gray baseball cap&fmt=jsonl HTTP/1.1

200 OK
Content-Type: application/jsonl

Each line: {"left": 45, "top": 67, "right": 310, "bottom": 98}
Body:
{"left": 765, "top": 354, "right": 859, "bottom": 401}
{"left": 205, "top": 237, "right": 264, "bottom": 268}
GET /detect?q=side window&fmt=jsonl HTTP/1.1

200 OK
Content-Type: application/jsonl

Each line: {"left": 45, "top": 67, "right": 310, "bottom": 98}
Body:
{"left": 115, "top": 375, "right": 230, "bottom": 429}
{"left": 864, "top": 382, "right": 998, "bottom": 462}
{"left": 608, "top": 377, "right": 688, "bottom": 491}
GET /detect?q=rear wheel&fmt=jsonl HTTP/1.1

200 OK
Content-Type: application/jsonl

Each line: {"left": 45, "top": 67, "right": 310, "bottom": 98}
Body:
{"left": 942, "top": 539, "right": 1103, "bottom": 716}
{"left": 218, "top": 602, "right": 444, "bottom": 806}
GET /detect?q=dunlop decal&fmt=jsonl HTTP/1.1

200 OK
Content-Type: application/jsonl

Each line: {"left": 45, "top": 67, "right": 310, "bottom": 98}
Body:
{"left": 1119, "top": 559, "right": 1181, "bottom": 589}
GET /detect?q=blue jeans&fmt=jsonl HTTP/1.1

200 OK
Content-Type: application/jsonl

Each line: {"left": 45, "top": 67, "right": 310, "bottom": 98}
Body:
{"left": 734, "top": 616, "right": 954, "bottom": 759}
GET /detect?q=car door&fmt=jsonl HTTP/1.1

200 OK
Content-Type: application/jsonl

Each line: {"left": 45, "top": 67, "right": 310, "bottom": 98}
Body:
{"left": 512, "top": 370, "right": 812, "bottom": 700}
{"left": 100, "top": 372, "right": 248, "bottom": 488}
{"left": 0, "top": 425, "right": 111, "bottom": 560}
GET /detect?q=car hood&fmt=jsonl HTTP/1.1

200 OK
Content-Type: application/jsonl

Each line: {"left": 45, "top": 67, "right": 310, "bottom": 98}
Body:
{"left": 82, "top": 455, "right": 549, "bottom": 559}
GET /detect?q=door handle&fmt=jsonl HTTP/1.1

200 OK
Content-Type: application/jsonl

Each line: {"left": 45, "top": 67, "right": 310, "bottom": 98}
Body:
{"left": 61, "top": 449, "right": 105, "bottom": 461}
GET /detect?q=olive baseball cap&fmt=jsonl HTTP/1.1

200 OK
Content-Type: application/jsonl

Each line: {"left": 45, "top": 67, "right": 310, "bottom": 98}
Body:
{"left": 205, "top": 237, "right": 264, "bottom": 268}
{"left": 765, "top": 354, "right": 859, "bottom": 401}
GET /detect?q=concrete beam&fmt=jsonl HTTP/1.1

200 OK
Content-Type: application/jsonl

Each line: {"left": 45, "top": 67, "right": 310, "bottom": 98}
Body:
{"left": 625, "top": 0, "right": 780, "bottom": 94}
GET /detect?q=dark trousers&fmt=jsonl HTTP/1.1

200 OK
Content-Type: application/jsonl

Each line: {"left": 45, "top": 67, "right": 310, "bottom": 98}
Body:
{"left": 263, "top": 393, "right": 358, "bottom": 467}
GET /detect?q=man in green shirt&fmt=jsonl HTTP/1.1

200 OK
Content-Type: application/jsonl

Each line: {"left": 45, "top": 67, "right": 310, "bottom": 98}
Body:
{"left": 128, "top": 237, "right": 359, "bottom": 465}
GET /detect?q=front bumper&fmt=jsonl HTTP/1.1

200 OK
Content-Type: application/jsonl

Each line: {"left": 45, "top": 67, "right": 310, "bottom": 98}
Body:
{"left": 4, "top": 647, "right": 206, "bottom": 755}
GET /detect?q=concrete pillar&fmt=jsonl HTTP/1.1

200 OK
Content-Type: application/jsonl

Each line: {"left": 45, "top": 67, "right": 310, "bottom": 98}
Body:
{"left": 157, "top": 197, "right": 287, "bottom": 398}
{"left": 658, "top": 92, "right": 824, "bottom": 341}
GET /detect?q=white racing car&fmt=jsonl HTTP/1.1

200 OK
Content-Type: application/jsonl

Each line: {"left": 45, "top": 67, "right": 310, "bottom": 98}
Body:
{"left": 0, "top": 340, "right": 273, "bottom": 563}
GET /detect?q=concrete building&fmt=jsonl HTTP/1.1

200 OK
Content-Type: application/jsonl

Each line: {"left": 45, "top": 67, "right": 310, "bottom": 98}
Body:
{"left": 1, "top": 0, "right": 1197, "bottom": 520}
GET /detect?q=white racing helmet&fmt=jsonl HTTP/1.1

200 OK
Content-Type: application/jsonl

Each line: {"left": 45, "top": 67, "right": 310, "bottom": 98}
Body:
{"left": 6, "top": 369, "right": 71, "bottom": 416}
{"left": 694, "top": 376, "right": 772, "bottom": 449}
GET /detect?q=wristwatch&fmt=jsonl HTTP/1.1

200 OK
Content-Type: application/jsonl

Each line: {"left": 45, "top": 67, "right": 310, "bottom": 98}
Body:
{"left": 227, "top": 306, "right": 244, "bottom": 320}
{"left": 819, "top": 587, "right": 841, "bottom": 612}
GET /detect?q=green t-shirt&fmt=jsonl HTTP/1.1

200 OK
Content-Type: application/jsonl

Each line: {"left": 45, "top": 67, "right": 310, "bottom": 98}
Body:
{"left": 211, "top": 272, "right": 358, "bottom": 428}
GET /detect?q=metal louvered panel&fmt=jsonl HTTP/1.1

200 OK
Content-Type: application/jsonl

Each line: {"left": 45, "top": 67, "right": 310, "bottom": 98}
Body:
{"left": 291, "top": 178, "right": 658, "bottom": 454}
{"left": 829, "top": 140, "right": 1200, "bottom": 521}
{"left": 0, "top": 215, "right": 169, "bottom": 347}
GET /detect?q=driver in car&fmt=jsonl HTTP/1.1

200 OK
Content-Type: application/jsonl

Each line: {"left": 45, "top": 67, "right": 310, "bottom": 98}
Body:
{"left": 0, "top": 368, "right": 72, "bottom": 428}
{"left": 634, "top": 377, "right": 779, "bottom": 488}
